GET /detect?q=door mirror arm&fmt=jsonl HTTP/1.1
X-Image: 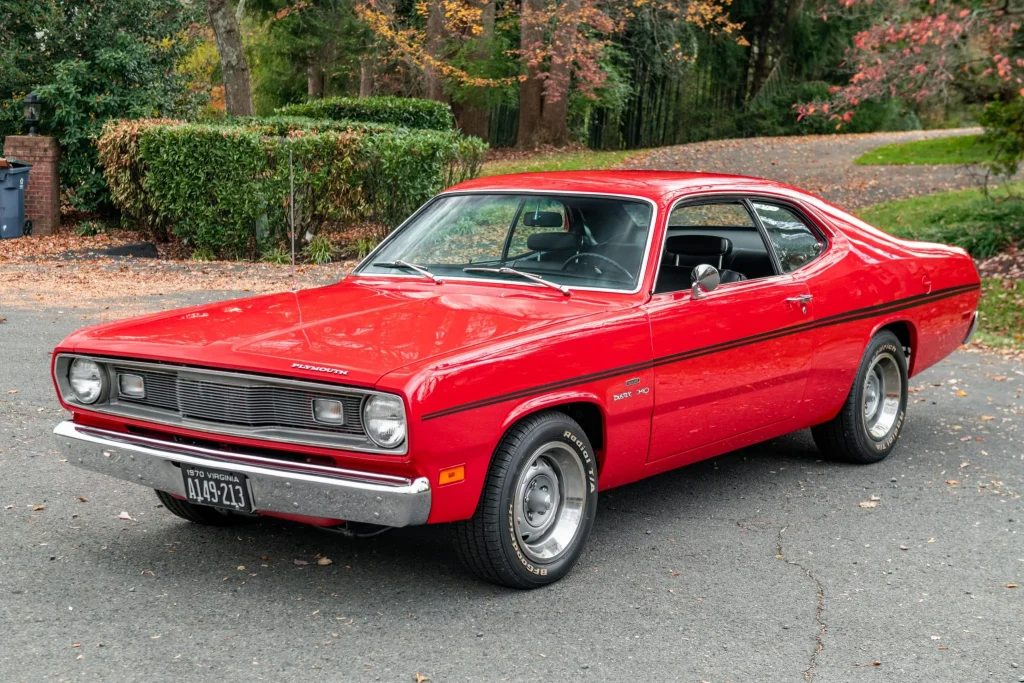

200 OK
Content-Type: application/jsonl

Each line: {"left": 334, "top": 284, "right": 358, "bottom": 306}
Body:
{"left": 690, "top": 264, "right": 721, "bottom": 300}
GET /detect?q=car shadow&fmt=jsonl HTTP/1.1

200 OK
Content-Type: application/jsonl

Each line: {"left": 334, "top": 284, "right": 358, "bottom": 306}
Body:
{"left": 108, "top": 428, "right": 843, "bottom": 603}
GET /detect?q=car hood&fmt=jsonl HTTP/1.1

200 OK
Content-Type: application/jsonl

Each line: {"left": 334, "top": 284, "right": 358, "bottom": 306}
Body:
{"left": 62, "top": 278, "right": 623, "bottom": 387}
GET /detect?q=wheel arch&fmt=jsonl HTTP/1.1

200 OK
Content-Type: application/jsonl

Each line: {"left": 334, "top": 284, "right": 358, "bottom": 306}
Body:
{"left": 872, "top": 319, "right": 917, "bottom": 375}
{"left": 499, "top": 394, "right": 607, "bottom": 468}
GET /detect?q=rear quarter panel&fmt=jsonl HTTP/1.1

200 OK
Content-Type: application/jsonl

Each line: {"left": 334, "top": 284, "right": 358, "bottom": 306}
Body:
{"left": 798, "top": 199, "right": 980, "bottom": 427}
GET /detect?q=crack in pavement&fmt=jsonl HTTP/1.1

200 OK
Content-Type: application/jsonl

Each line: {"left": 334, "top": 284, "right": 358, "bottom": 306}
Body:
{"left": 775, "top": 526, "right": 827, "bottom": 682}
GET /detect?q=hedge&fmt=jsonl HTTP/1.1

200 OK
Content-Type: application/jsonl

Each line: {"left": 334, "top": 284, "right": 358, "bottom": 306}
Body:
{"left": 97, "top": 116, "right": 487, "bottom": 259}
{"left": 277, "top": 96, "right": 455, "bottom": 131}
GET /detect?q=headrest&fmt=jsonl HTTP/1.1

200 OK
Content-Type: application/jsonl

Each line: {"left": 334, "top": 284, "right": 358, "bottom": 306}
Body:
{"left": 665, "top": 234, "right": 732, "bottom": 256}
{"left": 523, "top": 211, "right": 563, "bottom": 228}
{"left": 527, "top": 231, "right": 579, "bottom": 252}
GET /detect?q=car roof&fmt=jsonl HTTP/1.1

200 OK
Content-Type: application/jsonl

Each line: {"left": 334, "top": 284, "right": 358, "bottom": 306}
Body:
{"left": 446, "top": 170, "right": 807, "bottom": 203}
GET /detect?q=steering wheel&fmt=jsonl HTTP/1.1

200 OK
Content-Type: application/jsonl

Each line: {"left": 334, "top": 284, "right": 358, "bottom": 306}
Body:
{"left": 560, "top": 252, "right": 634, "bottom": 280}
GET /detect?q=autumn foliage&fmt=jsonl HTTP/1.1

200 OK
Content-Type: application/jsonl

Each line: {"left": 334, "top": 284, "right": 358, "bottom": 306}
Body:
{"left": 796, "top": 0, "right": 1024, "bottom": 125}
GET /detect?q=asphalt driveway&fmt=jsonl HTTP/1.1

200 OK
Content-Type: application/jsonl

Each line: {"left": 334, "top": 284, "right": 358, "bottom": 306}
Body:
{"left": 1, "top": 293, "right": 1022, "bottom": 683}
{"left": 622, "top": 128, "right": 997, "bottom": 209}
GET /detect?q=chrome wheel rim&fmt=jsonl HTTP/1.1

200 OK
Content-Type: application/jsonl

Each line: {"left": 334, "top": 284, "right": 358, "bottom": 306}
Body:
{"left": 513, "top": 442, "right": 587, "bottom": 563}
{"left": 862, "top": 352, "right": 901, "bottom": 440}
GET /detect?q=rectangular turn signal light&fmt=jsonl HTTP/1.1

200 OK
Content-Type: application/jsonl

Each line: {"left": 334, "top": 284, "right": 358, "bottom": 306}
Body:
{"left": 438, "top": 465, "right": 465, "bottom": 486}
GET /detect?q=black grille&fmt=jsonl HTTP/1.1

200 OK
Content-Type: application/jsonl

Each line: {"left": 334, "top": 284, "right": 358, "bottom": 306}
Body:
{"left": 115, "top": 369, "right": 364, "bottom": 436}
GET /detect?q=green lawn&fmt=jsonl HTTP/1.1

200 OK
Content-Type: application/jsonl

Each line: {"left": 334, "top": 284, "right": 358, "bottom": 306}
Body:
{"left": 480, "top": 149, "right": 644, "bottom": 177}
{"left": 976, "top": 278, "right": 1024, "bottom": 349}
{"left": 857, "top": 182, "right": 1024, "bottom": 259}
{"left": 854, "top": 134, "right": 995, "bottom": 166}
{"left": 859, "top": 184, "right": 1024, "bottom": 350}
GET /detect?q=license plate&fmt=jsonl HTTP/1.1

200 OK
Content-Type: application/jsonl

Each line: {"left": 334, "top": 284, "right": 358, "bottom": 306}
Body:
{"left": 181, "top": 464, "right": 252, "bottom": 512}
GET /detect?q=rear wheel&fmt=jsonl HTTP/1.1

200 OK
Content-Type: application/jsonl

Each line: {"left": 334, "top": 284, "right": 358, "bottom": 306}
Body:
{"left": 155, "top": 489, "right": 255, "bottom": 526}
{"left": 453, "top": 411, "right": 598, "bottom": 588}
{"left": 812, "top": 330, "right": 908, "bottom": 464}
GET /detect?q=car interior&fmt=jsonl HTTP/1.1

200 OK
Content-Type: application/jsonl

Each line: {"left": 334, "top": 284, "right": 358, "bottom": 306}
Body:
{"left": 507, "top": 198, "right": 651, "bottom": 284}
{"left": 653, "top": 202, "right": 779, "bottom": 294}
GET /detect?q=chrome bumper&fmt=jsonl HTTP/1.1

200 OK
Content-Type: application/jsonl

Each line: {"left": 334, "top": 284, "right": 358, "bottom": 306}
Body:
{"left": 53, "top": 421, "right": 431, "bottom": 527}
{"left": 963, "top": 310, "right": 980, "bottom": 345}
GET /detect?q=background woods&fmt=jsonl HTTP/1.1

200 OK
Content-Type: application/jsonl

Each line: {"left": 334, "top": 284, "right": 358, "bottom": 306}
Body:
{"left": 2, "top": 0, "right": 1023, "bottom": 258}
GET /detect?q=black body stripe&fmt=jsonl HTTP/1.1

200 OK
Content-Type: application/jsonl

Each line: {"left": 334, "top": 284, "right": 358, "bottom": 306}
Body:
{"left": 420, "top": 283, "right": 979, "bottom": 421}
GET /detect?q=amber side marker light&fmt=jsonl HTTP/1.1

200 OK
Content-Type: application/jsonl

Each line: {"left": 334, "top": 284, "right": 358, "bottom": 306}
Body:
{"left": 438, "top": 465, "right": 465, "bottom": 486}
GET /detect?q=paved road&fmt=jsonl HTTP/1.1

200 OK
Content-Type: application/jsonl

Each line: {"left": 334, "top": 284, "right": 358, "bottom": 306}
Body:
{"left": 622, "top": 128, "right": 996, "bottom": 209}
{"left": 1, "top": 294, "right": 1022, "bottom": 682}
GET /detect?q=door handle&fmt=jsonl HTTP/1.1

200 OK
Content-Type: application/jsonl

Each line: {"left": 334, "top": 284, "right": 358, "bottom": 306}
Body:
{"left": 785, "top": 294, "right": 813, "bottom": 304}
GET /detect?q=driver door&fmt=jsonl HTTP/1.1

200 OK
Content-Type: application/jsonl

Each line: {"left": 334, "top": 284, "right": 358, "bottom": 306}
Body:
{"left": 646, "top": 200, "right": 814, "bottom": 464}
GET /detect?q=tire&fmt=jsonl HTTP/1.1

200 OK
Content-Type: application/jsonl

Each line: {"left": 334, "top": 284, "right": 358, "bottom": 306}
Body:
{"left": 155, "top": 489, "right": 255, "bottom": 526}
{"left": 812, "top": 330, "right": 908, "bottom": 464}
{"left": 453, "top": 411, "right": 599, "bottom": 588}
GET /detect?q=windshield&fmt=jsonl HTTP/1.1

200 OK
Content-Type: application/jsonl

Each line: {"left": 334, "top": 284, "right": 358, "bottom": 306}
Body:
{"left": 356, "top": 193, "right": 654, "bottom": 291}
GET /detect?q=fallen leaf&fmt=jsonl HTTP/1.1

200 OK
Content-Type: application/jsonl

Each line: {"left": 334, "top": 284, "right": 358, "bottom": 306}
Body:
{"left": 858, "top": 500, "right": 879, "bottom": 508}
{"left": 6, "top": 389, "right": 18, "bottom": 394}
{"left": 317, "top": 557, "right": 333, "bottom": 566}
{"left": 78, "top": 497, "right": 88, "bottom": 503}
{"left": 1008, "top": 583, "right": 1019, "bottom": 589}
{"left": 414, "top": 673, "right": 430, "bottom": 683}
{"left": 237, "top": 566, "right": 245, "bottom": 571}
{"left": 293, "top": 559, "right": 309, "bottom": 566}
{"left": 32, "top": 505, "right": 45, "bottom": 511}
{"left": 72, "top": 643, "right": 81, "bottom": 648}
{"left": 118, "top": 511, "right": 134, "bottom": 521}
{"left": 946, "top": 480, "right": 959, "bottom": 486}
{"left": 956, "top": 390, "right": 968, "bottom": 397}
{"left": 980, "top": 415, "right": 995, "bottom": 421}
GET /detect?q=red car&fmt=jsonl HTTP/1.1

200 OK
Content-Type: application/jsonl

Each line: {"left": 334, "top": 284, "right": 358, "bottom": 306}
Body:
{"left": 52, "top": 171, "right": 980, "bottom": 588}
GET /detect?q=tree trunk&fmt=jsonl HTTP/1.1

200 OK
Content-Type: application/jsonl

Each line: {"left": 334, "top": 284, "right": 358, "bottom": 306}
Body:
{"left": 207, "top": 0, "right": 254, "bottom": 116}
{"left": 424, "top": 1, "right": 447, "bottom": 101}
{"left": 359, "top": 55, "right": 375, "bottom": 97}
{"left": 307, "top": 53, "right": 325, "bottom": 98}
{"left": 516, "top": 0, "right": 545, "bottom": 148}
{"left": 452, "top": 0, "right": 495, "bottom": 139}
{"left": 537, "top": 0, "right": 578, "bottom": 146}
{"left": 748, "top": 0, "right": 777, "bottom": 101}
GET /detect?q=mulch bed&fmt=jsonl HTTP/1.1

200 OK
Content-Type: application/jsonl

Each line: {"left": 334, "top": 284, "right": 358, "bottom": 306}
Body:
{"left": 975, "top": 248, "right": 1024, "bottom": 280}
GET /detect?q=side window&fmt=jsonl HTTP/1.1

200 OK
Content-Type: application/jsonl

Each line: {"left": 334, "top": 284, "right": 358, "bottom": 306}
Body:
{"left": 654, "top": 201, "right": 776, "bottom": 294}
{"left": 508, "top": 198, "right": 568, "bottom": 257}
{"left": 752, "top": 202, "right": 825, "bottom": 273}
{"left": 669, "top": 203, "right": 755, "bottom": 227}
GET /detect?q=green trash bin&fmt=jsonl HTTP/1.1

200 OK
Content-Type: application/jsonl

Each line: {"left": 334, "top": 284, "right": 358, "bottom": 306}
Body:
{"left": 0, "top": 160, "right": 31, "bottom": 239}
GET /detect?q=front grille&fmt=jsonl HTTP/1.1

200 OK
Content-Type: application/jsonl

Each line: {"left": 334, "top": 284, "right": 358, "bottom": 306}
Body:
{"left": 116, "top": 369, "right": 365, "bottom": 436}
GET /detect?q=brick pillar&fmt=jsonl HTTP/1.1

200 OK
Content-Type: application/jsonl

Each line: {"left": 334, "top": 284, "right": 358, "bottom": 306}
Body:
{"left": 3, "top": 136, "right": 60, "bottom": 236}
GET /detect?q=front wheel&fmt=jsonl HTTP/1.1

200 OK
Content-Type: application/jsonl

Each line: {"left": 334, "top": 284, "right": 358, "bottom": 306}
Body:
{"left": 453, "top": 411, "right": 598, "bottom": 588}
{"left": 812, "top": 330, "right": 908, "bottom": 464}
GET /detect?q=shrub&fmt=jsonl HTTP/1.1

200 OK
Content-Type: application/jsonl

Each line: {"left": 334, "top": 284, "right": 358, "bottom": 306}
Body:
{"left": 0, "top": 0, "right": 203, "bottom": 212}
{"left": 979, "top": 97, "right": 1024, "bottom": 179}
{"left": 97, "top": 116, "right": 488, "bottom": 259}
{"left": 303, "top": 234, "right": 335, "bottom": 264}
{"left": 277, "top": 96, "right": 456, "bottom": 131}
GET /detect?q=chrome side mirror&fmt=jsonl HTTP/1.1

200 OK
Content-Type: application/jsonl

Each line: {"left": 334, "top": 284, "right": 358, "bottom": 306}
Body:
{"left": 690, "top": 264, "right": 720, "bottom": 299}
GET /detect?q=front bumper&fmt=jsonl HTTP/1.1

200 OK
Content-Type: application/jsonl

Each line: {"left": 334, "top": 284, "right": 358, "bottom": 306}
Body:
{"left": 53, "top": 421, "right": 431, "bottom": 527}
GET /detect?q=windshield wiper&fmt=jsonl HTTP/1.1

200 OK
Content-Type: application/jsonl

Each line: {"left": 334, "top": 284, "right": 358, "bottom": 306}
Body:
{"left": 373, "top": 260, "right": 443, "bottom": 284}
{"left": 463, "top": 267, "right": 570, "bottom": 296}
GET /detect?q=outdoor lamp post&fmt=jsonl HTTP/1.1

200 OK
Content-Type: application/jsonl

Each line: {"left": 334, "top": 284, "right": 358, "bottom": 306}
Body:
{"left": 23, "top": 91, "right": 40, "bottom": 136}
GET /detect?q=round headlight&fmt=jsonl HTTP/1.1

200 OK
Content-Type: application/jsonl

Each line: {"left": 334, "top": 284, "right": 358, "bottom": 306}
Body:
{"left": 363, "top": 395, "right": 406, "bottom": 449}
{"left": 69, "top": 358, "right": 105, "bottom": 404}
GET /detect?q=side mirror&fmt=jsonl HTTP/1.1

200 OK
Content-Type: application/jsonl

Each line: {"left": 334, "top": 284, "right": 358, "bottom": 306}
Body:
{"left": 690, "top": 264, "right": 720, "bottom": 299}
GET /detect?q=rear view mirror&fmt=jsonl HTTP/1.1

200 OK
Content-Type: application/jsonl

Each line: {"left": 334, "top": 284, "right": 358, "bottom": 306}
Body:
{"left": 523, "top": 211, "right": 563, "bottom": 228}
{"left": 691, "top": 264, "right": 720, "bottom": 299}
